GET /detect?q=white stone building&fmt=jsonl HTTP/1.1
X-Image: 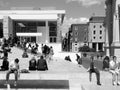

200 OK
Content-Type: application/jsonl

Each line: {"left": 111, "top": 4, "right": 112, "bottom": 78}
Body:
{"left": 0, "top": 8, "right": 65, "bottom": 52}
{"left": 88, "top": 16, "right": 105, "bottom": 51}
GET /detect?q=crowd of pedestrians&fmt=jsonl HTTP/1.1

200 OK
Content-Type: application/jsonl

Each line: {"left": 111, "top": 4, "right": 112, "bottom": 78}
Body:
{"left": 0, "top": 37, "right": 54, "bottom": 86}
{"left": 0, "top": 36, "right": 120, "bottom": 87}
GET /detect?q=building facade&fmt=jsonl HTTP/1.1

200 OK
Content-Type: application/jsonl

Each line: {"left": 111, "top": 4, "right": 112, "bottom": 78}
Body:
{"left": 0, "top": 9, "right": 65, "bottom": 52}
{"left": 0, "top": 9, "right": 65, "bottom": 44}
{"left": 88, "top": 16, "right": 105, "bottom": 51}
{"left": 70, "top": 24, "right": 88, "bottom": 52}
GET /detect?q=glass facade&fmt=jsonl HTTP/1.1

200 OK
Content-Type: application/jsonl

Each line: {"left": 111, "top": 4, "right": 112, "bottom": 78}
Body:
{"left": 14, "top": 21, "right": 45, "bottom": 33}
{"left": 13, "top": 21, "right": 46, "bottom": 42}
{"left": 12, "top": 21, "right": 57, "bottom": 43}
{"left": 48, "top": 21, "right": 57, "bottom": 43}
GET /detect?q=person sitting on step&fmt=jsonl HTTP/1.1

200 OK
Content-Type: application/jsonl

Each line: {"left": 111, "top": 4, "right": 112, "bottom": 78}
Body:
{"left": 87, "top": 56, "right": 101, "bottom": 85}
{"left": 109, "top": 56, "right": 120, "bottom": 86}
{"left": 5, "top": 58, "right": 20, "bottom": 86}
{"left": 29, "top": 56, "right": 37, "bottom": 70}
{"left": 37, "top": 55, "right": 48, "bottom": 71}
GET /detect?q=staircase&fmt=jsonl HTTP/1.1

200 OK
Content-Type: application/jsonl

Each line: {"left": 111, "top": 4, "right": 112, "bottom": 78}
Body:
{"left": 0, "top": 47, "right": 120, "bottom": 90}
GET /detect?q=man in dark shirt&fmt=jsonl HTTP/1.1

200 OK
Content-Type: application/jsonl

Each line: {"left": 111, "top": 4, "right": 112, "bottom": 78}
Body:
{"left": 29, "top": 57, "right": 36, "bottom": 70}
{"left": 37, "top": 56, "right": 48, "bottom": 71}
{"left": 87, "top": 56, "right": 101, "bottom": 85}
{"left": 0, "top": 57, "right": 9, "bottom": 70}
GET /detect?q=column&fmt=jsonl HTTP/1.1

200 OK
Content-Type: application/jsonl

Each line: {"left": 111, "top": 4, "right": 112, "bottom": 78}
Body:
{"left": 45, "top": 21, "right": 49, "bottom": 44}
{"left": 112, "top": 0, "right": 120, "bottom": 45}
{"left": 112, "top": 0, "right": 120, "bottom": 59}
{"left": 96, "top": 43, "right": 99, "bottom": 51}
{"left": 105, "top": 0, "right": 114, "bottom": 56}
{"left": 3, "top": 16, "right": 9, "bottom": 39}
{"left": 3, "top": 16, "right": 13, "bottom": 39}
{"left": 57, "top": 14, "right": 62, "bottom": 43}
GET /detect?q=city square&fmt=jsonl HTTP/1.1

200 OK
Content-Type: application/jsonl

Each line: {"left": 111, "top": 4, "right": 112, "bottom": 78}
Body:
{"left": 0, "top": 0, "right": 120, "bottom": 90}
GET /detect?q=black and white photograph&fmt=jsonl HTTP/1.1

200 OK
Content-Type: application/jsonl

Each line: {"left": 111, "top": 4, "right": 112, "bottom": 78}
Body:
{"left": 0, "top": 0, "right": 120, "bottom": 90}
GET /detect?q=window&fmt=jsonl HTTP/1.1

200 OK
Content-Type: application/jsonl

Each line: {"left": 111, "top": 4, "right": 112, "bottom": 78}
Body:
{"left": 84, "top": 37, "right": 86, "bottom": 41}
{"left": 100, "top": 25, "right": 102, "bottom": 28}
{"left": 50, "top": 37, "right": 52, "bottom": 43}
{"left": 50, "top": 37, "right": 57, "bottom": 43}
{"left": 75, "top": 43, "right": 77, "bottom": 45}
{"left": 74, "top": 26, "right": 78, "bottom": 30}
{"left": 93, "top": 25, "right": 96, "bottom": 28}
{"left": 53, "top": 37, "right": 56, "bottom": 42}
{"left": 75, "top": 32, "right": 78, "bottom": 36}
{"left": 100, "top": 30, "right": 102, "bottom": 34}
{"left": 75, "top": 47, "right": 77, "bottom": 51}
{"left": 75, "top": 38, "right": 77, "bottom": 41}
{"left": 93, "top": 30, "right": 96, "bottom": 34}
{"left": 93, "top": 37, "right": 96, "bottom": 39}
{"left": 100, "top": 36, "right": 102, "bottom": 39}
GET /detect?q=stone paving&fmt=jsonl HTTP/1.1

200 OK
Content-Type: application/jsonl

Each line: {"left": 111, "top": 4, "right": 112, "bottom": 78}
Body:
{"left": 0, "top": 47, "right": 120, "bottom": 90}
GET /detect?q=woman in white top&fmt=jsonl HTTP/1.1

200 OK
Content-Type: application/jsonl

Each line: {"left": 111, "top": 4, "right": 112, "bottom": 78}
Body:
{"left": 109, "top": 56, "right": 120, "bottom": 85}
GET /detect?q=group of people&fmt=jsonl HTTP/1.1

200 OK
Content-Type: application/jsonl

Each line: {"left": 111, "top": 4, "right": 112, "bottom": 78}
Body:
{"left": 1, "top": 36, "right": 120, "bottom": 87}
{"left": 19, "top": 39, "right": 39, "bottom": 55}
{"left": 87, "top": 55, "right": 120, "bottom": 86}
{"left": 3, "top": 55, "right": 49, "bottom": 86}
{"left": 29, "top": 55, "right": 48, "bottom": 71}
{"left": 0, "top": 37, "right": 52, "bottom": 86}
{"left": 0, "top": 37, "right": 13, "bottom": 71}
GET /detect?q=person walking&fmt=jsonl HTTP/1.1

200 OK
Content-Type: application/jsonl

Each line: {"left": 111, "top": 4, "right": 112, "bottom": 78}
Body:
{"left": 48, "top": 46, "right": 54, "bottom": 62}
{"left": 5, "top": 58, "right": 20, "bottom": 86}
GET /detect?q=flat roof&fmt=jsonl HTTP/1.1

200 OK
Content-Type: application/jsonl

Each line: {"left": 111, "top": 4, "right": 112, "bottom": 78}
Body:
{"left": 0, "top": 10, "right": 66, "bottom": 21}
{"left": 0, "top": 10, "right": 65, "bottom": 15}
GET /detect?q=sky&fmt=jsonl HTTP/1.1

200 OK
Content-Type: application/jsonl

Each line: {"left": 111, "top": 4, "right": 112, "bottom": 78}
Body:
{"left": 0, "top": 0, "right": 106, "bottom": 35}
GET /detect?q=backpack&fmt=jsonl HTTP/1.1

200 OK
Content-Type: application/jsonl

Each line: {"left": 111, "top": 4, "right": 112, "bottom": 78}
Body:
{"left": 20, "top": 69, "right": 30, "bottom": 73}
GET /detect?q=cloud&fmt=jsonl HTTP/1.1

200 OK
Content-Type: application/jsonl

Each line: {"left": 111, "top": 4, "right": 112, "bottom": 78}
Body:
{"left": 0, "top": 1, "right": 9, "bottom": 8}
{"left": 66, "top": 0, "right": 104, "bottom": 7}
{"left": 61, "top": 17, "right": 89, "bottom": 36}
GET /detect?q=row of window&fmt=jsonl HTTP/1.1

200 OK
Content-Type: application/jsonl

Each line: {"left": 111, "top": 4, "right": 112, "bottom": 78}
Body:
{"left": 93, "top": 30, "right": 102, "bottom": 34}
{"left": 74, "top": 37, "right": 87, "bottom": 42}
{"left": 93, "top": 36, "right": 102, "bottom": 39}
{"left": 93, "top": 25, "right": 103, "bottom": 28}
{"left": 18, "top": 36, "right": 57, "bottom": 43}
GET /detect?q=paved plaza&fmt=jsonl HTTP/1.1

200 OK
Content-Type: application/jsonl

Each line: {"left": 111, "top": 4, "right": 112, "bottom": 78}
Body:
{"left": 0, "top": 47, "right": 120, "bottom": 90}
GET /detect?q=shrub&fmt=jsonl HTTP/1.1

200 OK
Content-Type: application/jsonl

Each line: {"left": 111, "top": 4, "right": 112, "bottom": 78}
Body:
{"left": 90, "top": 48, "right": 96, "bottom": 52}
{"left": 79, "top": 45, "right": 90, "bottom": 52}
